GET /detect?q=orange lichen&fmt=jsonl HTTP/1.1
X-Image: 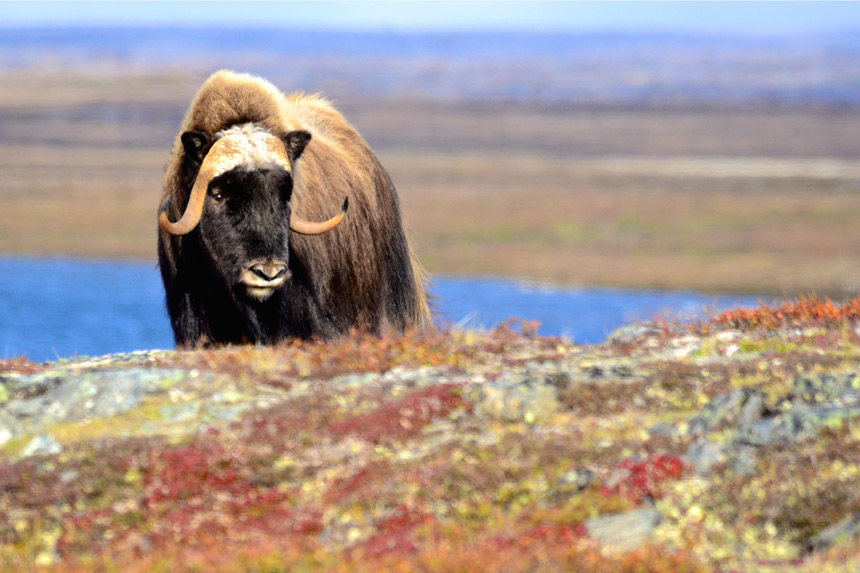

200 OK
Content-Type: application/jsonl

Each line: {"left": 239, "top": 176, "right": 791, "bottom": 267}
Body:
{"left": 705, "top": 296, "right": 860, "bottom": 332}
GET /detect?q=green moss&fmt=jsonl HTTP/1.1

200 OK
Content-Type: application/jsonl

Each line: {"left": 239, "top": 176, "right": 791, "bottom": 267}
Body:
{"left": 0, "top": 435, "right": 31, "bottom": 458}
{"left": 738, "top": 338, "right": 799, "bottom": 354}
{"left": 0, "top": 395, "right": 218, "bottom": 458}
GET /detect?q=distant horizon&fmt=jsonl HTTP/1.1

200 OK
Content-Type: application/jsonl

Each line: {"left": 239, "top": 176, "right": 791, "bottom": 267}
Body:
{"left": 7, "top": 24, "right": 859, "bottom": 39}
{"left": 4, "top": 1, "right": 860, "bottom": 36}
{"left": 3, "top": 23, "right": 860, "bottom": 39}
{"left": 4, "top": 20, "right": 859, "bottom": 107}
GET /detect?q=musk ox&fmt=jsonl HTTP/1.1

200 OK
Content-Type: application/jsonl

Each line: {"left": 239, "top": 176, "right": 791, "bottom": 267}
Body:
{"left": 158, "top": 70, "right": 429, "bottom": 346}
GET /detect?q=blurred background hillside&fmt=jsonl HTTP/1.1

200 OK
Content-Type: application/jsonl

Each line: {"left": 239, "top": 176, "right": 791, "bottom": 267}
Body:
{"left": 4, "top": 1, "right": 860, "bottom": 296}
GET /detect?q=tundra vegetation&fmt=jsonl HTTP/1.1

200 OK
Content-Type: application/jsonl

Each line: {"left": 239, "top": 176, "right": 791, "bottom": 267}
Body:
{"left": 3, "top": 297, "right": 860, "bottom": 570}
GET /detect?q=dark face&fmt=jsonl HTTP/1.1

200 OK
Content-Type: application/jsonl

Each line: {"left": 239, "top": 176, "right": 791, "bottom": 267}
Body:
{"left": 197, "top": 166, "right": 294, "bottom": 302}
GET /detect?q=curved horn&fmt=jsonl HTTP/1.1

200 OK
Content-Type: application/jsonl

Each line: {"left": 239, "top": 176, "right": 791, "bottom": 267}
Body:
{"left": 159, "top": 136, "right": 247, "bottom": 236}
{"left": 290, "top": 197, "right": 349, "bottom": 235}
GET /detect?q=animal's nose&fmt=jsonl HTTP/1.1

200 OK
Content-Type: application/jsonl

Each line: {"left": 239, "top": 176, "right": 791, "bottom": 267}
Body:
{"left": 249, "top": 260, "right": 287, "bottom": 282}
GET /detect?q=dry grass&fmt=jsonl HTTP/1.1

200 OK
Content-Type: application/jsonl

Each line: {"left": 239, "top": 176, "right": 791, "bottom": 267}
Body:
{"left": 3, "top": 69, "right": 860, "bottom": 296}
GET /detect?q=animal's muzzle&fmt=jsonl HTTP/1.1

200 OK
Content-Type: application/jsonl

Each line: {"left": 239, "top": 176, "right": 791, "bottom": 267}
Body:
{"left": 249, "top": 260, "right": 287, "bottom": 283}
{"left": 240, "top": 259, "right": 289, "bottom": 300}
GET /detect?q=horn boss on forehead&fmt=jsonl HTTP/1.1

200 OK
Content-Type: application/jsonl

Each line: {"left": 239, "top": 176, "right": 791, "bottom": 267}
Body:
{"left": 157, "top": 70, "right": 429, "bottom": 348}
{"left": 159, "top": 135, "right": 247, "bottom": 235}
{"left": 159, "top": 131, "right": 348, "bottom": 236}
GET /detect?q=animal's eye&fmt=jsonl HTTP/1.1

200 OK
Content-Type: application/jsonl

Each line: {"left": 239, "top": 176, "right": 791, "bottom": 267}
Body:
{"left": 211, "top": 191, "right": 224, "bottom": 202}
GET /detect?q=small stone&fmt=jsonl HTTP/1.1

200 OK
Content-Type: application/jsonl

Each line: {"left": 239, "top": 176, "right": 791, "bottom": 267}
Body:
{"left": 22, "top": 434, "right": 62, "bottom": 457}
{"left": 544, "top": 372, "right": 571, "bottom": 389}
{"left": 205, "top": 403, "right": 251, "bottom": 421}
{"left": 586, "top": 507, "right": 662, "bottom": 552}
{"left": 605, "top": 324, "right": 653, "bottom": 346}
{"left": 557, "top": 468, "right": 593, "bottom": 491}
{"left": 740, "top": 413, "right": 801, "bottom": 446}
{"left": 0, "top": 424, "right": 12, "bottom": 447}
{"left": 4, "top": 371, "right": 62, "bottom": 399}
{"left": 808, "top": 511, "right": 860, "bottom": 551}
{"left": 550, "top": 469, "right": 593, "bottom": 504}
{"left": 740, "top": 406, "right": 860, "bottom": 446}
{"left": 470, "top": 381, "right": 559, "bottom": 423}
{"left": 671, "top": 335, "right": 701, "bottom": 358}
{"left": 613, "top": 365, "right": 634, "bottom": 378}
{"left": 212, "top": 389, "right": 244, "bottom": 403}
{"left": 689, "top": 389, "right": 748, "bottom": 434}
{"left": 159, "top": 401, "right": 201, "bottom": 424}
{"left": 726, "top": 445, "right": 758, "bottom": 477}
{"left": 648, "top": 422, "right": 679, "bottom": 439}
{"left": 5, "top": 398, "right": 44, "bottom": 419}
{"left": 739, "top": 392, "right": 765, "bottom": 425}
{"left": 791, "top": 373, "right": 860, "bottom": 407}
{"left": 336, "top": 372, "right": 382, "bottom": 388}
{"left": 684, "top": 439, "right": 728, "bottom": 475}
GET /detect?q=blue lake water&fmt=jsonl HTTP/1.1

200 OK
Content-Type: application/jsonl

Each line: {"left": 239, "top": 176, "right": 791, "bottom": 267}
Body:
{"left": 0, "top": 258, "right": 768, "bottom": 362}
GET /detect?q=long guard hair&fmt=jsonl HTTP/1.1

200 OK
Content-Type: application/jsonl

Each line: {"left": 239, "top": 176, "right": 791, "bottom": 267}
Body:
{"left": 159, "top": 70, "right": 429, "bottom": 344}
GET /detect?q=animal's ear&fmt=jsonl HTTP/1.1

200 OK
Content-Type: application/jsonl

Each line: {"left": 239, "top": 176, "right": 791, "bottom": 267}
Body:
{"left": 283, "top": 130, "right": 312, "bottom": 161}
{"left": 181, "top": 131, "right": 209, "bottom": 165}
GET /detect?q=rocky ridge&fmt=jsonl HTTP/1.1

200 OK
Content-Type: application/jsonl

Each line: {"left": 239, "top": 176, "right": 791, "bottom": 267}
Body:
{"left": 2, "top": 302, "right": 860, "bottom": 570}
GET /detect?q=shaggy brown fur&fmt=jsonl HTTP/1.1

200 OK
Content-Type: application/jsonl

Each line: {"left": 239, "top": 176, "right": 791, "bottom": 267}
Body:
{"left": 159, "top": 70, "right": 429, "bottom": 343}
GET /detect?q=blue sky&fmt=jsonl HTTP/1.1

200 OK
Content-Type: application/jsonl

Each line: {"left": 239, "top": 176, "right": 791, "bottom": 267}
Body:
{"left": 4, "top": 1, "right": 860, "bottom": 35}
